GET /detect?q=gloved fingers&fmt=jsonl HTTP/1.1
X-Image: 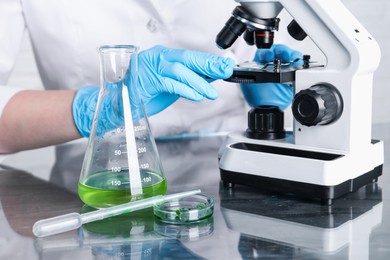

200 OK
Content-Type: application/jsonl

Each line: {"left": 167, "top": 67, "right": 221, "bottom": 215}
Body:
{"left": 273, "top": 44, "right": 303, "bottom": 63}
{"left": 254, "top": 48, "right": 275, "bottom": 63}
{"left": 159, "top": 60, "right": 219, "bottom": 100}
{"left": 159, "top": 75, "right": 207, "bottom": 102}
{"left": 159, "top": 45, "right": 235, "bottom": 79}
{"left": 254, "top": 44, "right": 303, "bottom": 63}
{"left": 72, "top": 86, "right": 100, "bottom": 138}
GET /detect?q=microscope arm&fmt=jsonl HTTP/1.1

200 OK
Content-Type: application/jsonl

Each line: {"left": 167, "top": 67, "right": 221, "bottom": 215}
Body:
{"left": 237, "top": 0, "right": 380, "bottom": 152}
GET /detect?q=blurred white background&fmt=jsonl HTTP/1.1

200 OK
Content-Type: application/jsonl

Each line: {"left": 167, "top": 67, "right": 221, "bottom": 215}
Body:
{"left": 2, "top": 0, "right": 389, "bottom": 180}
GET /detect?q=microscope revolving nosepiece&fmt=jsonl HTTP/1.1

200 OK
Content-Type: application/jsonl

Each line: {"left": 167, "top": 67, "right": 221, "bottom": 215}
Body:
{"left": 216, "top": 6, "right": 279, "bottom": 49}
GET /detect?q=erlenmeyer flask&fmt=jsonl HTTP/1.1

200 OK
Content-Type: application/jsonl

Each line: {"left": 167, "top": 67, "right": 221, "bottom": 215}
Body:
{"left": 78, "top": 45, "right": 167, "bottom": 209}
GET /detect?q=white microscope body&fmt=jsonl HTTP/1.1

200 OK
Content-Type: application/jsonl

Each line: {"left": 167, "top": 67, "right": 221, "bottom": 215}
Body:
{"left": 218, "top": 0, "right": 384, "bottom": 204}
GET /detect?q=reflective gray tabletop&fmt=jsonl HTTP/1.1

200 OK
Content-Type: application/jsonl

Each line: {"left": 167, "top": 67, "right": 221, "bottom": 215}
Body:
{"left": 1, "top": 124, "right": 390, "bottom": 259}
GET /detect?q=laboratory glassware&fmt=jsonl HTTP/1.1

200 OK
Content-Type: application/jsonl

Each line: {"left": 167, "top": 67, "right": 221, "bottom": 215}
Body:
{"left": 153, "top": 194, "right": 214, "bottom": 224}
{"left": 33, "top": 190, "right": 201, "bottom": 237}
{"left": 78, "top": 45, "right": 167, "bottom": 209}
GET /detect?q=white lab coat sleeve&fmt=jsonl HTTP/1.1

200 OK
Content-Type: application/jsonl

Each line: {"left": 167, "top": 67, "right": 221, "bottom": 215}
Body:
{"left": 0, "top": 0, "right": 27, "bottom": 115}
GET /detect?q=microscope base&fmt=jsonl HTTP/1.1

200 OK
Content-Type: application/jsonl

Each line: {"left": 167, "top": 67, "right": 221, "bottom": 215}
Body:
{"left": 220, "top": 165, "right": 382, "bottom": 205}
{"left": 218, "top": 132, "right": 384, "bottom": 205}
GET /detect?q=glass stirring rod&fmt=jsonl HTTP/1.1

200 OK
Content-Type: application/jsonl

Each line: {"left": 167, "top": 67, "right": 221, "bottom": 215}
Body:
{"left": 33, "top": 189, "right": 201, "bottom": 238}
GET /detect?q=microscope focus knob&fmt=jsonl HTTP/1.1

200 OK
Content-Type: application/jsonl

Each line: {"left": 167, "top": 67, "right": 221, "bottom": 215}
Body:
{"left": 292, "top": 84, "right": 343, "bottom": 126}
{"left": 246, "top": 106, "right": 285, "bottom": 140}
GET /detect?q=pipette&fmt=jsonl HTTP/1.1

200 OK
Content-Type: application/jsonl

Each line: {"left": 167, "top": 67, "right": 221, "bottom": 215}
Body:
{"left": 33, "top": 189, "right": 201, "bottom": 238}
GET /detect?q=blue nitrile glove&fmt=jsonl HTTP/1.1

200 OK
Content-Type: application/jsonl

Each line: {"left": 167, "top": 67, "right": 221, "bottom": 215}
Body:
{"left": 72, "top": 84, "right": 132, "bottom": 138}
{"left": 240, "top": 44, "right": 302, "bottom": 109}
{"left": 72, "top": 45, "right": 235, "bottom": 138}
{"left": 138, "top": 45, "right": 235, "bottom": 116}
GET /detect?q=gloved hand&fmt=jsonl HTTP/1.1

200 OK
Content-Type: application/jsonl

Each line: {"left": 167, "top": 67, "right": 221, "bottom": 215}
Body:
{"left": 240, "top": 44, "right": 302, "bottom": 109}
{"left": 138, "top": 45, "right": 235, "bottom": 116}
{"left": 72, "top": 45, "right": 235, "bottom": 138}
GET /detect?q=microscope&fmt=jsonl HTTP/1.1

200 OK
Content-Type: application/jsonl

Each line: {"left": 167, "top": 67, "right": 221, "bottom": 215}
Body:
{"left": 216, "top": 0, "right": 384, "bottom": 204}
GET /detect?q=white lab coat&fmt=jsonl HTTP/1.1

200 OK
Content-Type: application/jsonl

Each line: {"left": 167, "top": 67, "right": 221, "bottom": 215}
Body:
{"left": 0, "top": 0, "right": 255, "bottom": 189}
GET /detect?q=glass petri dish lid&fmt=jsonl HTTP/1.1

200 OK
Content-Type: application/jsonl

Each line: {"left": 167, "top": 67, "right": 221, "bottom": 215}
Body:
{"left": 153, "top": 194, "right": 214, "bottom": 224}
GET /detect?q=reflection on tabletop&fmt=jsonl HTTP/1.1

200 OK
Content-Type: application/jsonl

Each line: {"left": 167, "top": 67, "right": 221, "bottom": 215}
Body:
{"left": 1, "top": 124, "right": 389, "bottom": 259}
{"left": 0, "top": 167, "right": 214, "bottom": 259}
{"left": 219, "top": 182, "right": 382, "bottom": 259}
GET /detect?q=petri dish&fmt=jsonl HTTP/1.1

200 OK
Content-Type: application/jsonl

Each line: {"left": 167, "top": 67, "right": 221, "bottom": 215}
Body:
{"left": 154, "top": 215, "right": 214, "bottom": 241}
{"left": 153, "top": 194, "right": 214, "bottom": 224}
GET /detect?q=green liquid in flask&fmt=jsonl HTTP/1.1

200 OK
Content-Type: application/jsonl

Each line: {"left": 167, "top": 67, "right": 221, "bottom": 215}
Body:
{"left": 78, "top": 169, "right": 167, "bottom": 209}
